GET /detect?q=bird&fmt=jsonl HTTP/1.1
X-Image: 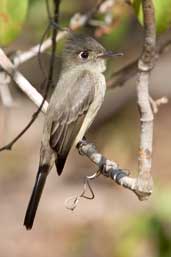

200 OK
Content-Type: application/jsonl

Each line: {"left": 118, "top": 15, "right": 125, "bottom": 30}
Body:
{"left": 24, "top": 34, "right": 122, "bottom": 230}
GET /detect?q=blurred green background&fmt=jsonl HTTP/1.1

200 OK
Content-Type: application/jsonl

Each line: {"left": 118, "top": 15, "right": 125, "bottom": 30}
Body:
{"left": 0, "top": 1, "right": 171, "bottom": 257}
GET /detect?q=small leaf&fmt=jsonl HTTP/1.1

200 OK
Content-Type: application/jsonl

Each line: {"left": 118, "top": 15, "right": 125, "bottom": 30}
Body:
{"left": 0, "top": 0, "right": 28, "bottom": 46}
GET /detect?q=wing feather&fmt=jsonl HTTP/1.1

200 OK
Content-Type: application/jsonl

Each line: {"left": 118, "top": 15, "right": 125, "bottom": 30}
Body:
{"left": 49, "top": 70, "right": 95, "bottom": 175}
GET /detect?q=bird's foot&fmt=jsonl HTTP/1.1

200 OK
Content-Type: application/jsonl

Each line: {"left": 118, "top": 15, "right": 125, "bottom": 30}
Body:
{"left": 77, "top": 137, "right": 87, "bottom": 155}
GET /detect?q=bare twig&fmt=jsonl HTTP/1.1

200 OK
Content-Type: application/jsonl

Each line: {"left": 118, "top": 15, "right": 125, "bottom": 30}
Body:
{"left": 12, "top": 31, "right": 67, "bottom": 68}
{"left": 45, "top": 0, "right": 61, "bottom": 92}
{"left": 149, "top": 96, "right": 168, "bottom": 113}
{"left": 134, "top": 0, "right": 156, "bottom": 200}
{"left": 0, "top": 49, "right": 48, "bottom": 112}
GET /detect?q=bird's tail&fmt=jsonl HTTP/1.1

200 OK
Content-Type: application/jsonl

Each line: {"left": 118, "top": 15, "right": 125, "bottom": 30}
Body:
{"left": 24, "top": 164, "right": 49, "bottom": 230}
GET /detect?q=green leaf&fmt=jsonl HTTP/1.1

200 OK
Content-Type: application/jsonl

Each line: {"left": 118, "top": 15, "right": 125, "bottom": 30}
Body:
{"left": 132, "top": 0, "right": 171, "bottom": 33}
{"left": 0, "top": 0, "right": 28, "bottom": 46}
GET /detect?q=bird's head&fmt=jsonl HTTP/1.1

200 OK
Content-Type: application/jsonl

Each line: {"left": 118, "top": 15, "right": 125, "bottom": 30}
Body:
{"left": 62, "top": 34, "right": 123, "bottom": 73}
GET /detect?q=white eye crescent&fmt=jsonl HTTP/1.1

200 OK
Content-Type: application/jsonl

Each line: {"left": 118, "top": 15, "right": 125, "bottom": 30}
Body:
{"left": 79, "top": 50, "right": 89, "bottom": 59}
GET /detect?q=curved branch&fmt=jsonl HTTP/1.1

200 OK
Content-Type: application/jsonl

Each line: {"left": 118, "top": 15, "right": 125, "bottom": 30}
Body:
{"left": 77, "top": 140, "right": 152, "bottom": 200}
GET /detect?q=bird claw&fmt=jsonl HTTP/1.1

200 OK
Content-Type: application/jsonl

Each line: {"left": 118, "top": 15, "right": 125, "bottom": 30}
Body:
{"left": 77, "top": 137, "right": 87, "bottom": 155}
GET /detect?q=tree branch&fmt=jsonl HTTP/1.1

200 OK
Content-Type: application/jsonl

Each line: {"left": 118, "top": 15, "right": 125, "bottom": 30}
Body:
{"left": 134, "top": 0, "right": 156, "bottom": 200}
{"left": 77, "top": 140, "right": 151, "bottom": 199}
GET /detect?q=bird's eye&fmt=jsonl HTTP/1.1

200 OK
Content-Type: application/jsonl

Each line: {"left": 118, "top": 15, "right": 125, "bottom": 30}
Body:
{"left": 79, "top": 51, "right": 89, "bottom": 60}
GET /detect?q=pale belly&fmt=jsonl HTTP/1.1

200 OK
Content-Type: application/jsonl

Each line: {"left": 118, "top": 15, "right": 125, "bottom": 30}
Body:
{"left": 74, "top": 73, "right": 106, "bottom": 145}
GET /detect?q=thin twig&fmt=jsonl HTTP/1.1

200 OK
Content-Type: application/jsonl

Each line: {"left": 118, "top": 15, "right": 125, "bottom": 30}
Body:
{"left": 0, "top": 49, "right": 48, "bottom": 112}
{"left": 12, "top": 31, "right": 67, "bottom": 68}
{"left": 149, "top": 96, "right": 168, "bottom": 113}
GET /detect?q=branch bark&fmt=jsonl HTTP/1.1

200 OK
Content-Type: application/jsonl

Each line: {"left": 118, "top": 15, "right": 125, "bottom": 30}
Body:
{"left": 77, "top": 140, "right": 150, "bottom": 198}
{"left": 134, "top": 0, "right": 156, "bottom": 200}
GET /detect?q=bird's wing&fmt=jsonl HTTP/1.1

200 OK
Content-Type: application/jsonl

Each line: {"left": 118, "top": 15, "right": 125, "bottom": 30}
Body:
{"left": 49, "top": 70, "right": 95, "bottom": 175}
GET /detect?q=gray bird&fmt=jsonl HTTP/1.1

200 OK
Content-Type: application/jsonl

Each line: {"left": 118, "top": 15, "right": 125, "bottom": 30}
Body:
{"left": 24, "top": 34, "right": 122, "bottom": 229}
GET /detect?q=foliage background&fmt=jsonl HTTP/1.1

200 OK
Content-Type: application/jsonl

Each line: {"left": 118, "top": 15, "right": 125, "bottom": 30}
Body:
{"left": 0, "top": 0, "right": 171, "bottom": 256}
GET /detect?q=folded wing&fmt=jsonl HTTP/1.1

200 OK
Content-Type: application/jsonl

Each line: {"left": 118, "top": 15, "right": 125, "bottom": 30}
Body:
{"left": 49, "top": 70, "right": 95, "bottom": 175}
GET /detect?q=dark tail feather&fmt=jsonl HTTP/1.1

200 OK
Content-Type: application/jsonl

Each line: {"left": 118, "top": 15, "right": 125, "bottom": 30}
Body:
{"left": 24, "top": 164, "right": 49, "bottom": 230}
{"left": 55, "top": 155, "right": 67, "bottom": 176}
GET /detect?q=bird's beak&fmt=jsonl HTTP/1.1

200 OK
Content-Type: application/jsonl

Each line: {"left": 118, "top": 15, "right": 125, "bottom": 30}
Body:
{"left": 98, "top": 51, "right": 124, "bottom": 59}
